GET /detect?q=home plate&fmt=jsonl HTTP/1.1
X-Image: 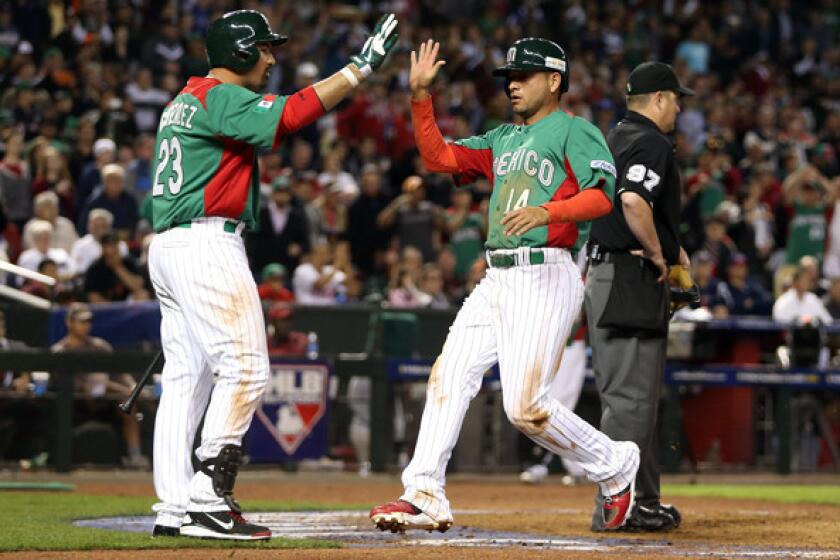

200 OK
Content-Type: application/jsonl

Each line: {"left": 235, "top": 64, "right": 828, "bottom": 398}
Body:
{"left": 75, "top": 510, "right": 839, "bottom": 558}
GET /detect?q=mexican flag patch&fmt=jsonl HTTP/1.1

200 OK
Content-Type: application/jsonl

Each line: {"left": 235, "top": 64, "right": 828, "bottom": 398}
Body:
{"left": 253, "top": 94, "right": 277, "bottom": 113}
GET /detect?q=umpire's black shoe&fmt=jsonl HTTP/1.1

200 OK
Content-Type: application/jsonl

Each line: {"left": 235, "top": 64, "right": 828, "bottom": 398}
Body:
{"left": 152, "top": 524, "right": 180, "bottom": 537}
{"left": 659, "top": 503, "right": 681, "bottom": 528}
{"left": 179, "top": 511, "right": 272, "bottom": 540}
{"left": 619, "top": 503, "right": 680, "bottom": 533}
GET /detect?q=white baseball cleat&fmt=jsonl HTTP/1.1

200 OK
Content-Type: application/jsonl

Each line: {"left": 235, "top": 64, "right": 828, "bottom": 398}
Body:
{"left": 370, "top": 499, "right": 453, "bottom": 533}
{"left": 519, "top": 463, "right": 549, "bottom": 484}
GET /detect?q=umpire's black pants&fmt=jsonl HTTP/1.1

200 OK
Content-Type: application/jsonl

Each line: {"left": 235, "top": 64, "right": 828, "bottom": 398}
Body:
{"left": 584, "top": 259, "right": 668, "bottom": 530}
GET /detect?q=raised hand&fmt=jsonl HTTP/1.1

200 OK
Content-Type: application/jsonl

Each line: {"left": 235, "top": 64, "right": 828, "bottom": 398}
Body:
{"left": 351, "top": 13, "right": 399, "bottom": 77}
{"left": 410, "top": 39, "right": 446, "bottom": 97}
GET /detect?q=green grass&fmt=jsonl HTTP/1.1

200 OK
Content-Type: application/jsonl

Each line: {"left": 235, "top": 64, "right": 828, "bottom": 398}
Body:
{"left": 663, "top": 484, "right": 840, "bottom": 505}
{"left": 0, "top": 493, "right": 346, "bottom": 552}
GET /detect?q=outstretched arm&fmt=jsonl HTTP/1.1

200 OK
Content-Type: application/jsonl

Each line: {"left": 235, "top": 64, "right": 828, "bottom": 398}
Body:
{"left": 274, "top": 14, "right": 400, "bottom": 146}
{"left": 410, "top": 40, "right": 461, "bottom": 173}
{"left": 410, "top": 40, "right": 494, "bottom": 181}
{"left": 316, "top": 13, "right": 399, "bottom": 110}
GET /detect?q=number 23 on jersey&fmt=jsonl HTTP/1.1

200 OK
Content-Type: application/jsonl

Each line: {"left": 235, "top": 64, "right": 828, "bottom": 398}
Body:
{"left": 153, "top": 137, "right": 184, "bottom": 196}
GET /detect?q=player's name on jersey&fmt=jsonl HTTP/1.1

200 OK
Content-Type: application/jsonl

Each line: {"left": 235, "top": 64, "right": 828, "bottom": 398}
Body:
{"left": 158, "top": 102, "right": 199, "bottom": 131}
{"left": 493, "top": 148, "right": 556, "bottom": 186}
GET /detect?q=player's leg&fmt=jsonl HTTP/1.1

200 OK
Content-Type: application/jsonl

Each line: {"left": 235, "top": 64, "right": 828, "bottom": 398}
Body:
{"left": 496, "top": 255, "right": 638, "bottom": 523}
{"left": 149, "top": 235, "right": 214, "bottom": 534}
{"left": 371, "top": 274, "right": 499, "bottom": 531}
{"left": 520, "top": 338, "right": 588, "bottom": 484}
{"left": 161, "top": 225, "right": 271, "bottom": 540}
{"left": 551, "top": 339, "right": 588, "bottom": 480}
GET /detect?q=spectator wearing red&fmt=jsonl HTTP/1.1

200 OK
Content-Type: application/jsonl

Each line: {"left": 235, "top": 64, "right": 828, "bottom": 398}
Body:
{"left": 31, "top": 145, "right": 76, "bottom": 220}
{"left": 20, "top": 258, "right": 73, "bottom": 303}
{"left": 258, "top": 263, "right": 294, "bottom": 304}
{"left": 266, "top": 303, "right": 307, "bottom": 357}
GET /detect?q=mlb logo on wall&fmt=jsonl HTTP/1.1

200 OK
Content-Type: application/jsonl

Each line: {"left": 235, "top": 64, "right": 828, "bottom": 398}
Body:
{"left": 250, "top": 362, "right": 331, "bottom": 459}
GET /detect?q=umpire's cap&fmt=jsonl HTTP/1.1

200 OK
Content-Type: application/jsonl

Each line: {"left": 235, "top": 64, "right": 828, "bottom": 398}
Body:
{"left": 493, "top": 37, "right": 569, "bottom": 93}
{"left": 626, "top": 62, "right": 694, "bottom": 97}
{"left": 206, "top": 10, "right": 287, "bottom": 73}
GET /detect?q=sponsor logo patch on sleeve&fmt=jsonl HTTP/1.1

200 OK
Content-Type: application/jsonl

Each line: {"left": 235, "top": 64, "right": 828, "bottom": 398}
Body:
{"left": 590, "top": 160, "right": 617, "bottom": 177}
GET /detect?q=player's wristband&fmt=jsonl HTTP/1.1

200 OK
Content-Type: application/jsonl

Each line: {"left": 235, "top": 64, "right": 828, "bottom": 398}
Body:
{"left": 340, "top": 66, "right": 361, "bottom": 87}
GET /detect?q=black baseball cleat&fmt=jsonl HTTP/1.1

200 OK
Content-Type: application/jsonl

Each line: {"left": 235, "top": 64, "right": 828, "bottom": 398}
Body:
{"left": 619, "top": 503, "right": 680, "bottom": 533}
{"left": 152, "top": 524, "right": 180, "bottom": 537}
{"left": 179, "top": 511, "right": 271, "bottom": 540}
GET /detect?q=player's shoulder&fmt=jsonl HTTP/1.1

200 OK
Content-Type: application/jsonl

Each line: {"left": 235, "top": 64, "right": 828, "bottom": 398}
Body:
{"left": 568, "top": 114, "right": 604, "bottom": 138}
{"left": 173, "top": 76, "right": 225, "bottom": 108}
{"left": 482, "top": 122, "right": 517, "bottom": 140}
{"left": 205, "top": 80, "right": 260, "bottom": 102}
{"left": 612, "top": 115, "right": 670, "bottom": 151}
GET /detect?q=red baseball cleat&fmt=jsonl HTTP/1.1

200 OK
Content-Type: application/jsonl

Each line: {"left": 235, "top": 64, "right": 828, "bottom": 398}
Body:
{"left": 602, "top": 484, "right": 636, "bottom": 530}
{"left": 370, "top": 499, "right": 453, "bottom": 533}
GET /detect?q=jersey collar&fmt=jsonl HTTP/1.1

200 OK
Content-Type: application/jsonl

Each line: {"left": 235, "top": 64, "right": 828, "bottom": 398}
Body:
{"left": 518, "top": 109, "right": 563, "bottom": 132}
{"left": 625, "top": 110, "right": 659, "bottom": 130}
{"left": 625, "top": 110, "right": 674, "bottom": 145}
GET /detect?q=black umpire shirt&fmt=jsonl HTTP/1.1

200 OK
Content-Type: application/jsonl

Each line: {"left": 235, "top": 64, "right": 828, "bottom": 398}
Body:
{"left": 590, "top": 111, "right": 681, "bottom": 264}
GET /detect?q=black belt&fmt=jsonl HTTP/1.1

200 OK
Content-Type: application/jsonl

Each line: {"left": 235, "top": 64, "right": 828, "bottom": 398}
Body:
{"left": 587, "top": 244, "right": 639, "bottom": 266}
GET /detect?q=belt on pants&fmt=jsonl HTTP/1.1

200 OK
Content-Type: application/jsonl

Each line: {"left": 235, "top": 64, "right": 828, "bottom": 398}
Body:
{"left": 486, "top": 249, "right": 548, "bottom": 268}
{"left": 587, "top": 244, "right": 637, "bottom": 266}
{"left": 163, "top": 219, "right": 242, "bottom": 235}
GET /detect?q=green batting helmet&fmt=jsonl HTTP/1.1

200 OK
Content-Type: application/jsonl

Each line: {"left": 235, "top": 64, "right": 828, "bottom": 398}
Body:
{"left": 206, "top": 10, "right": 287, "bottom": 73}
{"left": 493, "top": 37, "right": 569, "bottom": 93}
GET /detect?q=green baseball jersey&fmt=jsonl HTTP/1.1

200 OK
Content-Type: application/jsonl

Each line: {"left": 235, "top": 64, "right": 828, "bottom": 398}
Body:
{"left": 786, "top": 202, "right": 826, "bottom": 264}
{"left": 450, "top": 110, "right": 616, "bottom": 251}
{"left": 448, "top": 210, "right": 485, "bottom": 278}
{"left": 151, "top": 77, "right": 289, "bottom": 232}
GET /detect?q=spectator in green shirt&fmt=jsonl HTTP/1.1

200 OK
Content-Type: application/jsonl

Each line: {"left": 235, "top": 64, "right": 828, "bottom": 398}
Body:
{"left": 782, "top": 164, "right": 836, "bottom": 266}
{"left": 445, "top": 187, "right": 486, "bottom": 280}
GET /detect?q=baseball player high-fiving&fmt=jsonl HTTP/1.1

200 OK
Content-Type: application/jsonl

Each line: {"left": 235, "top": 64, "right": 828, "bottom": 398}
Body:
{"left": 370, "top": 38, "right": 640, "bottom": 533}
{"left": 148, "top": 10, "right": 398, "bottom": 540}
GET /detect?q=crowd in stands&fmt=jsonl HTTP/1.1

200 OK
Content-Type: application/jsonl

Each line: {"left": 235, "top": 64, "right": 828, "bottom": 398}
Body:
{"left": 0, "top": 0, "right": 837, "bottom": 324}
{"left": 1, "top": 0, "right": 839, "bottom": 471}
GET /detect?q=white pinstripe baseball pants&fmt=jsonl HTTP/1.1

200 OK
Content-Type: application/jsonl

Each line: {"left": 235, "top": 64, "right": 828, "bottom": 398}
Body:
{"left": 401, "top": 248, "right": 638, "bottom": 522}
{"left": 148, "top": 218, "right": 269, "bottom": 527}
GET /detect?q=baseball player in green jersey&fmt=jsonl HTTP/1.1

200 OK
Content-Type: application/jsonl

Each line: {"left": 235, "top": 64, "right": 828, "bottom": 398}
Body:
{"left": 370, "top": 38, "right": 640, "bottom": 533}
{"left": 148, "top": 10, "right": 399, "bottom": 540}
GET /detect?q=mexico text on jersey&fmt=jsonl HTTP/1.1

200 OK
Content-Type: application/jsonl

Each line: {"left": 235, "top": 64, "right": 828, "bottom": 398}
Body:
{"left": 451, "top": 110, "right": 616, "bottom": 252}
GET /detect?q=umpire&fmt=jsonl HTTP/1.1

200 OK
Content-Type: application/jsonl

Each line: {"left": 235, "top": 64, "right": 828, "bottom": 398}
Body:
{"left": 585, "top": 62, "right": 692, "bottom": 532}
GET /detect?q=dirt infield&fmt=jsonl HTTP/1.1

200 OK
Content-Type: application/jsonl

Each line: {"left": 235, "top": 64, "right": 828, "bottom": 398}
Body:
{"left": 3, "top": 472, "right": 840, "bottom": 559}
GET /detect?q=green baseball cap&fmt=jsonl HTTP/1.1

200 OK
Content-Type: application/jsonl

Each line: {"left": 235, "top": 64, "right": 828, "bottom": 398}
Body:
{"left": 272, "top": 174, "right": 291, "bottom": 191}
{"left": 493, "top": 37, "right": 570, "bottom": 93}
{"left": 262, "top": 263, "right": 287, "bottom": 279}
